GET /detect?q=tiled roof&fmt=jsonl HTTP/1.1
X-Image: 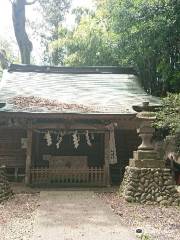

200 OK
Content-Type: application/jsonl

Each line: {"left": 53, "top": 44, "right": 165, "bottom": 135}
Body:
{"left": 0, "top": 65, "right": 160, "bottom": 114}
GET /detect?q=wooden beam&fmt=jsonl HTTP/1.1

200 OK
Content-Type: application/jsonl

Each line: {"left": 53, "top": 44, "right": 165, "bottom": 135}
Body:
{"left": 104, "top": 131, "right": 111, "bottom": 187}
{"left": 8, "top": 64, "right": 137, "bottom": 75}
{"left": 0, "top": 126, "right": 27, "bottom": 130}
{"left": 0, "top": 111, "right": 136, "bottom": 121}
{"left": 25, "top": 122, "right": 33, "bottom": 185}
{"left": 32, "top": 122, "right": 109, "bottom": 131}
{"left": 0, "top": 112, "right": 138, "bottom": 129}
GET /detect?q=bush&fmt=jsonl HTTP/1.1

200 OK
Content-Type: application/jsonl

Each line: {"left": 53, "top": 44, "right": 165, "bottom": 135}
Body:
{"left": 154, "top": 93, "right": 180, "bottom": 153}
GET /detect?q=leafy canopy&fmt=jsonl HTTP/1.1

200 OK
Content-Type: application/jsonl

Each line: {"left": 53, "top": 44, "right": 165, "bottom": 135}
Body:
{"left": 48, "top": 0, "right": 179, "bottom": 95}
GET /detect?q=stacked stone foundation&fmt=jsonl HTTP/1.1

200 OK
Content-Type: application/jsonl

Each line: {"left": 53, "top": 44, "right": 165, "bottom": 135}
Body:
{"left": 121, "top": 166, "right": 180, "bottom": 206}
{"left": 122, "top": 103, "right": 180, "bottom": 206}
{"left": 0, "top": 166, "right": 13, "bottom": 203}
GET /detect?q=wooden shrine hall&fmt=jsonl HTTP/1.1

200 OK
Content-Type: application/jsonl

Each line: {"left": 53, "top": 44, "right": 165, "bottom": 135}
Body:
{"left": 0, "top": 64, "right": 160, "bottom": 187}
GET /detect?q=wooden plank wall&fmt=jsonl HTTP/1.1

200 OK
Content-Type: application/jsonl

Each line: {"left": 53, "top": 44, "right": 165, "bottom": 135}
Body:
{"left": 0, "top": 129, "right": 26, "bottom": 167}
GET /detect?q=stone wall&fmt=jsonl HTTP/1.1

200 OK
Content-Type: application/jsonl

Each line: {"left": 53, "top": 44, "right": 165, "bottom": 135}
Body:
{"left": 121, "top": 166, "right": 180, "bottom": 206}
{"left": 0, "top": 166, "right": 13, "bottom": 203}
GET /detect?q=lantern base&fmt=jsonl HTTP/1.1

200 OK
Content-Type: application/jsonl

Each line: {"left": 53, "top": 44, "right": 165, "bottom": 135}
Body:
{"left": 129, "top": 150, "right": 165, "bottom": 168}
{"left": 121, "top": 166, "right": 180, "bottom": 206}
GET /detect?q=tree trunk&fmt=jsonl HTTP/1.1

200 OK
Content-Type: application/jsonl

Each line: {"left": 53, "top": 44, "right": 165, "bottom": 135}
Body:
{"left": 12, "top": 0, "right": 33, "bottom": 64}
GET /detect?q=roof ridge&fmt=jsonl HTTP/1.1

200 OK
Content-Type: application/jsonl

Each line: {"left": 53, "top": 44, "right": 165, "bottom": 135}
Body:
{"left": 8, "top": 64, "right": 137, "bottom": 75}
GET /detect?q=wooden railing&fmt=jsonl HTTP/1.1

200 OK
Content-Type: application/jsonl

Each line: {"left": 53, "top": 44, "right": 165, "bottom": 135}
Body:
{"left": 30, "top": 166, "right": 106, "bottom": 187}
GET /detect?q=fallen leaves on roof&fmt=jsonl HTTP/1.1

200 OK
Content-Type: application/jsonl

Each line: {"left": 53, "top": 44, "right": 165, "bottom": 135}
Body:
{"left": 8, "top": 96, "right": 98, "bottom": 113}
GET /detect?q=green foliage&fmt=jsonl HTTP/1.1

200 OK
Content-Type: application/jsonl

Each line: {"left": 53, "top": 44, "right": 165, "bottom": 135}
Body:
{"left": 48, "top": 0, "right": 179, "bottom": 95}
{"left": 136, "top": 231, "right": 152, "bottom": 240}
{"left": 154, "top": 93, "right": 180, "bottom": 134}
{"left": 50, "top": 6, "right": 119, "bottom": 66}
{"left": 72, "top": 7, "right": 94, "bottom": 24}
{"left": 154, "top": 93, "right": 180, "bottom": 152}
{"left": 0, "top": 38, "right": 17, "bottom": 63}
{"left": 0, "top": 70, "right": 2, "bottom": 80}
{"left": 36, "top": 0, "right": 71, "bottom": 65}
{"left": 35, "top": 0, "right": 180, "bottom": 95}
{"left": 39, "top": 0, "right": 71, "bottom": 27}
{"left": 106, "top": 0, "right": 180, "bottom": 95}
{"left": 140, "top": 234, "right": 152, "bottom": 240}
{"left": 0, "top": 38, "right": 19, "bottom": 74}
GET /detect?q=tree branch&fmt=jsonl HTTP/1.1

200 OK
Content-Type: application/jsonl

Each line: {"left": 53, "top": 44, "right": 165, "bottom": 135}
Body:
{"left": 25, "top": 0, "right": 37, "bottom": 5}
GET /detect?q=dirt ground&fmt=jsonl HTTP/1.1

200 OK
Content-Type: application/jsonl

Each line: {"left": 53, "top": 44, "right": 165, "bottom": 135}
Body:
{"left": 0, "top": 186, "right": 180, "bottom": 240}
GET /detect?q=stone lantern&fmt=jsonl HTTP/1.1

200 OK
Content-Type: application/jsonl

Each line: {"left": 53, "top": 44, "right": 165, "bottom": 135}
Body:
{"left": 136, "top": 102, "right": 156, "bottom": 150}
{"left": 130, "top": 102, "right": 165, "bottom": 168}
{"left": 121, "top": 102, "right": 180, "bottom": 206}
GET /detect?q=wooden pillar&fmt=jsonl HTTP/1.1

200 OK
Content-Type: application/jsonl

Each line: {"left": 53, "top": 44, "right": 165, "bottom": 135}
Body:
{"left": 35, "top": 132, "right": 40, "bottom": 163}
{"left": 25, "top": 123, "right": 33, "bottom": 185}
{"left": 104, "top": 131, "right": 110, "bottom": 187}
{"left": 14, "top": 167, "right": 18, "bottom": 181}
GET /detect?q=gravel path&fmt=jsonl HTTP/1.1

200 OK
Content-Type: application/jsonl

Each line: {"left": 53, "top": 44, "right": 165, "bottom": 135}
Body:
{"left": 32, "top": 191, "right": 136, "bottom": 240}
{"left": 0, "top": 193, "right": 39, "bottom": 240}
{"left": 98, "top": 192, "right": 180, "bottom": 240}
{"left": 0, "top": 190, "right": 179, "bottom": 240}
